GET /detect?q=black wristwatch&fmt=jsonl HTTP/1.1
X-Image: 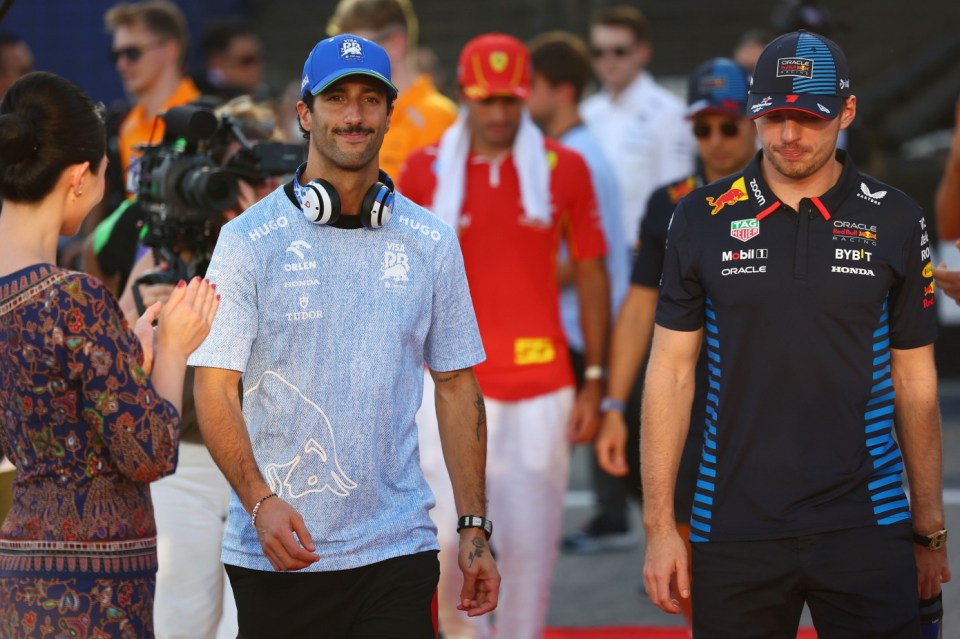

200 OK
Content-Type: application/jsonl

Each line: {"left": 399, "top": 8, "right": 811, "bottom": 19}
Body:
{"left": 457, "top": 515, "right": 493, "bottom": 540}
{"left": 913, "top": 529, "right": 948, "bottom": 550}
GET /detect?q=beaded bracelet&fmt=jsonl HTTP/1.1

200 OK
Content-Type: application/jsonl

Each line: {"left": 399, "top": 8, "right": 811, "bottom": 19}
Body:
{"left": 251, "top": 492, "right": 277, "bottom": 528}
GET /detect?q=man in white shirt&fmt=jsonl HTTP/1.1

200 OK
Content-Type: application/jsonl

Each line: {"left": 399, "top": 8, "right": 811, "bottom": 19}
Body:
{"left": 575, "top": 4, "right": 694, "bottom": 552}
{"left": 581, "top": 5, "right": 694, "bottom": 249}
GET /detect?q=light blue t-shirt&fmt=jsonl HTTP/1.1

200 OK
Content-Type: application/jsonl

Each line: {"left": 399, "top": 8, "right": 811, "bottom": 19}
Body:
{"left": 559, "top": 125, "right": 630, "bottom": 352}
{"left": 188, "top": 185, "right": 485, "bottom": 572}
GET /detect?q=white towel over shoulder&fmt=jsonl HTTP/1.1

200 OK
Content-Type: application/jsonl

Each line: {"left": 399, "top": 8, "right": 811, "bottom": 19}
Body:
{"left": 430, "top": 109, "right": 551, "bottom": 230}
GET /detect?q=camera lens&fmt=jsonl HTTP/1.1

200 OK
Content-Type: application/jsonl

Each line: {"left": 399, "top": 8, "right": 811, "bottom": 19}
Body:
{"left": 178, "top": 165, "right": 239, "bottom": 213}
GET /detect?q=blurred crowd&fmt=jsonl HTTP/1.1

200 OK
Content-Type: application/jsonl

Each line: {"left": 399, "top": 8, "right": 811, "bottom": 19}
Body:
{"left": 1, "top": 0, "right": 959, "bottom": 637}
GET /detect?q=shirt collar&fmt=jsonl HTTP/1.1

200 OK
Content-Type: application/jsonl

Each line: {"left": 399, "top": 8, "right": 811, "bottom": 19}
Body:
{"left": 743, "top": 149, "right": 858, "bottom": 221}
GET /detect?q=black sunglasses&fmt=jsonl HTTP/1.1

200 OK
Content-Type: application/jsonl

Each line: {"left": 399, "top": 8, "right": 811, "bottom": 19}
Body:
{"left": 108, "top": 40, "right": 166, "bottom": 64}
{"left": 591, "top": 46, "right": 632, "bottom": 59}
{"left": 693, "top": 120, "right": 740, "bottom": 139}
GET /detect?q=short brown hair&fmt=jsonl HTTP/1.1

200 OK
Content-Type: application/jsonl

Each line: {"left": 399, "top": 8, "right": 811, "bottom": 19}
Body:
{"left": 528, "top": 31, "right": 593, "bottom": 102}
{"left": 105, "top": 0, "right": 189, "bottom": 66}
{"left": 590, "top": 5, "right": 649, "bottom": 43}
{"left": 327, "top": 0, "right": 418, "bottom": 50}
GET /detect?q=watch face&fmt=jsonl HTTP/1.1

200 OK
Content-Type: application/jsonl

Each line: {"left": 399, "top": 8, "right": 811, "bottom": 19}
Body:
{"left": 930, "top": 531, "right": 948, "bottom": 550}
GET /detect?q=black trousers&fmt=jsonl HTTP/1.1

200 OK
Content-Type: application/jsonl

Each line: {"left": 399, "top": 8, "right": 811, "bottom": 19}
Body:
{"left": 226, "top": 551, "right": 439, "bottom": 639}
{"left": 691, "top": 524, "right": 920, "bottom": 639}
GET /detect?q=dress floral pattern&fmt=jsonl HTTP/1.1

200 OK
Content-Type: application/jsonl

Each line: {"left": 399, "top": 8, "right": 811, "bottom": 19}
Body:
{"left": 0, "top": 265, "right": 180, "bottom": 638}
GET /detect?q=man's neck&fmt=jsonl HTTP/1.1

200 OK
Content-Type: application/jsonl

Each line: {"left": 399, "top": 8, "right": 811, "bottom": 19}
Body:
{"left": 761, "top": 153, "right": 843, "bottom": 212}
{"left": 471, "top": 137, "right": 514, "bottom": 159}
{"left": 303, "top": 158, "right": 381, "bottom": 216}
{"left": 607, "top": 70, "right": 642, "bottom": 102}
{"left": 545, "top": 107, "right": 582, "bottom": 140}
{"left": 137, "top": 72, "right": 184, "bottom": 120}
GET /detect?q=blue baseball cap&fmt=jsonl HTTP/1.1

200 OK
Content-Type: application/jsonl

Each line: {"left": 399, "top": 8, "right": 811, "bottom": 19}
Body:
{"left": 747, "top": 30, "right": 850, "bottom": 121}
{"left": 686, "top": 57, "right": 751, "bottom": 120}
{"left": 300, "top": 34, "right": 398, "bottom": 99}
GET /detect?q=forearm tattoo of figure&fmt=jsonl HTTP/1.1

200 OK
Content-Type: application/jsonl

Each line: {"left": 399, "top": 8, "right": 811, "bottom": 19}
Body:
{"left": 474, "top": 392, "right": 486, "bottom": 442}
{"left": 468, "top": 536, "right": 485, "bottom": 568}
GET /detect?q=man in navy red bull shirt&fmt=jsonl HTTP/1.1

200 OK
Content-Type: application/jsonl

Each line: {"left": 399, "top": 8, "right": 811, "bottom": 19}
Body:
{"left": 641, "top": 30, "right": 950, "bottom": 638}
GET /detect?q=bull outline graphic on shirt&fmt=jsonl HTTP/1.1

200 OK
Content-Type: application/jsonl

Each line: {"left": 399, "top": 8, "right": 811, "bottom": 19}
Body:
{"left": 245, "top": 371, "right": 357, "bottom": 498}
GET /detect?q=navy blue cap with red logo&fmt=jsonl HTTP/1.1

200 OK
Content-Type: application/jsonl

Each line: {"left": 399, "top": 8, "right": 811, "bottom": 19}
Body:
{"left": 747, "top": 30, "right": 850, "bottom": 121}
{"left": 686, "top": 57, "right": 751, "bottom": 120}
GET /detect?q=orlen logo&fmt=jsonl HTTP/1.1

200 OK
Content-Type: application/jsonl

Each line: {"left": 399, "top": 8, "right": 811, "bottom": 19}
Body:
{"left": 722, "top": 248, "right": 768, "bottom": 261}
{"left": 249, "top": 216, "right": 289, "bottom": 242}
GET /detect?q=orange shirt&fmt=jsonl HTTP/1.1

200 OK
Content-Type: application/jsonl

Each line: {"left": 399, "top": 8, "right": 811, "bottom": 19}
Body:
{"left": 400, "top": 139, "right": 605, "bottom": 400}
{"left": 380, "top": 75, "right": 457, "bottom": 179}
{"left": 119, "top": 78, "right": 201, "bottom": 191}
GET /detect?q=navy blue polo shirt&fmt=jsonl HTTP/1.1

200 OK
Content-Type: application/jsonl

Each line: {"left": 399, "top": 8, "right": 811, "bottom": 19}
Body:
{"left": 656, "top": 150, "right": 937, "bottom": 543}
{"left": 633, "top": 172, "right": 706, "bottom": 524}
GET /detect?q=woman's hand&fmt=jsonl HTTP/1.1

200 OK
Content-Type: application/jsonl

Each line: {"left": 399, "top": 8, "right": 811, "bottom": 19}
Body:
{"left": 132, "top": 301, "right": 162, "bottom": 375}
{"left": 155, "top": 277, "right": 220, "bottom": 359}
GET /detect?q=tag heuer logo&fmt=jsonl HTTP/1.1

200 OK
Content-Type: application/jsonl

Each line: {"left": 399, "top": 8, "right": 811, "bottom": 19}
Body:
{"left": 730, "top": 218, "right": 760, "bottom": 242}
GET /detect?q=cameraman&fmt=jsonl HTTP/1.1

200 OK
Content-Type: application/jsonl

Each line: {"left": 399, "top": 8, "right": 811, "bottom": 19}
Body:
{"left": 118, "top": 96, "right": 296, "bottom": 639}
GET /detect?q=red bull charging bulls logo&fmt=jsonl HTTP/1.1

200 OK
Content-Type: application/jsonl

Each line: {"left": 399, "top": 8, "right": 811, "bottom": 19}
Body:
{"left": 706, "top": 177, "right": 749, "bottom": 215}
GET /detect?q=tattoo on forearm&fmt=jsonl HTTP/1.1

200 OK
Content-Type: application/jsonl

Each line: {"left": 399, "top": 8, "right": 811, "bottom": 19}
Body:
{"left": 468, "top": 536, "right": 485, "bottom": 568}
{"left": 474, "top": 393, "right": 486, "bottom": 442}
{"left": 436, "top": 372, "right": 461, "bottom": 383}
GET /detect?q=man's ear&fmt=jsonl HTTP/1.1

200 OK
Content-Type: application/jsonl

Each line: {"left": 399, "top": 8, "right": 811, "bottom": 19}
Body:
{"left": 296, "top": 100, "right": 312, "bottom": 133}
{"left": 839, "top": 95, "right": 857, "bottom": 130}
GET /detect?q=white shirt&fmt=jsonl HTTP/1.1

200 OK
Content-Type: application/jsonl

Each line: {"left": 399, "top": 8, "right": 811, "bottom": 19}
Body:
{"left": 582, "top": 71, "right": 695, "bottom": 245}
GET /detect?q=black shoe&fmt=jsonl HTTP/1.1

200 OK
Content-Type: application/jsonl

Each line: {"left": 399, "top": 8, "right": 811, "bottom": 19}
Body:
{"left": 560, "top": 516, "right": 638, "bottom": 554}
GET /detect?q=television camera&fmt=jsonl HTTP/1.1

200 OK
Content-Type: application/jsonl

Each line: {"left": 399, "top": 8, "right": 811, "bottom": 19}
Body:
{"left": 132, "top": 104, "right": 303, "bottom": 314}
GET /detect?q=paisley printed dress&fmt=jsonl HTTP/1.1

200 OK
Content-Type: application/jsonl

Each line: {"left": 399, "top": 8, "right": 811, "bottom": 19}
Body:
{"left": 0, "top": 265, "right": 180, "bottom": 638}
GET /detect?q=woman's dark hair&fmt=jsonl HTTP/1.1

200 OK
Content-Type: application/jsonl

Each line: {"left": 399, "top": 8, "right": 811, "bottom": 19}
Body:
{"left": 0, "top": 71, "right": 106, "bottom": 203}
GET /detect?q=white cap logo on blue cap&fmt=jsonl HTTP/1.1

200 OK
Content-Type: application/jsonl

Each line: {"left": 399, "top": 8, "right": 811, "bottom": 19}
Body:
{"left": 339, "top": 38, "right": 363, "bottom": 60}
{"left": 301, "top": 34, "right": 397, "bottom": 99}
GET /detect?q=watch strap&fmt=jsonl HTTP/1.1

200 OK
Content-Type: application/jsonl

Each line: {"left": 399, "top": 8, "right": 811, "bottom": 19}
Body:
{"left": 457, "top": 515, "right": 493, "bottom": 540}
{"left": 600, "top": 396, "right": 626, "bottom": 413}
{"left": 584, "top": 365, "right": 607, "bottom": 381}
{"left": 913, "top": 529, "right": 948, "bottom": 549}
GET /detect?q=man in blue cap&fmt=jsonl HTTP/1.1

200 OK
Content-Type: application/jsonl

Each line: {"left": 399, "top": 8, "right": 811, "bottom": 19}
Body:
{"left": 641, "top": 31, "right": 950, "bottom": 637}
{"left": 191, "top": 33, "right": 499, "bottom": 637}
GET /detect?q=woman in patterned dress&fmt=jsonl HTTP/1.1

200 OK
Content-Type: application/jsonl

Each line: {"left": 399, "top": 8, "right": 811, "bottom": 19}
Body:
{"left": 0, "top": 72, "right": 219, "bottom": 638}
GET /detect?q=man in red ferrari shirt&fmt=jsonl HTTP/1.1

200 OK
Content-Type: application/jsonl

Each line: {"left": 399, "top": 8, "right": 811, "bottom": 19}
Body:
{"left": 399, "top": 33, "right": 609, "bottom": 639}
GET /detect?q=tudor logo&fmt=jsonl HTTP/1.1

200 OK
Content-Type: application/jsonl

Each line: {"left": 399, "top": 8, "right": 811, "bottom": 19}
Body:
{"left": 749, "top": 178, "right": 766, "bottom": 206}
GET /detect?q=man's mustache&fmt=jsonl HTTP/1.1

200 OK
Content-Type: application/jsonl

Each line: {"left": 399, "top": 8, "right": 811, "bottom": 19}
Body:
{"left": 333, "top": 126, "right": 374, "bottom": 135}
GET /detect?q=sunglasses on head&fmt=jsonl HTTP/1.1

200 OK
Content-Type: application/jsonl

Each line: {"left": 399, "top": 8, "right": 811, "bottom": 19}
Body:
{"left": 693, "top": 120, "right": 740, "bottom": 139}
{"left": 591, "top": 46, "right": 633, "bottom": 59}
{"left": 108, "top": 40, "right": 166, "bottom": 64}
